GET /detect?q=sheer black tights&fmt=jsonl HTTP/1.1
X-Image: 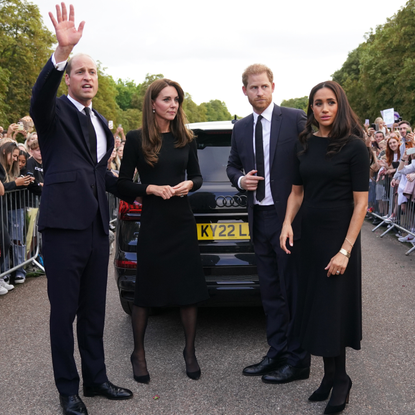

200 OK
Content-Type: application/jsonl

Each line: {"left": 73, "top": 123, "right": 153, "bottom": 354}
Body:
{"left": 130, "top": 304, "right": 199, "bottom": 376}
{"left": 315, "top": 349, "right": 350, "bottom": 406}
{"left": 130, "top": 306, "right": 149, "bottom": 378}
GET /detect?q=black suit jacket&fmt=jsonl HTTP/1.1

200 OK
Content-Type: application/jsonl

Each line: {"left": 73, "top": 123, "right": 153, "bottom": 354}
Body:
{"left": 227, "top": 103, "right": 306, "bottom": 240}
{"left": 30, "top": 58, "right": 122, "bottom": 234}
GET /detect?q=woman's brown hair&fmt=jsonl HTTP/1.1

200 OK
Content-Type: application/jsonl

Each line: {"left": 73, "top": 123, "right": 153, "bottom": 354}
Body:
{"left": 141, "top": 79, "right": 194, "bottom": 166}
{"left": 0, "top": 141, "right": 19, "bottom": 181}
{"left": 385, "top": 135, "right": 401, "bottom": 165}
{"left": 299, "top": 81, "right": 364, "bottom": 156}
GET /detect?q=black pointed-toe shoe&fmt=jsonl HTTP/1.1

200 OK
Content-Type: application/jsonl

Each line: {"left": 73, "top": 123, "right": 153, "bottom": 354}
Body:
{"left": 83, "top": 381, "right": 133, "bottom": 400}
{"left": 324, "top": 377, "right": 352, "bottom": 414}
{"left": 308, "top": 387, "right": 332, "bottom": 402}
{"left": 183, "top": 349, "right": 201, "bottom": 380}
{"left": 130, "top": 354, "right": 150, "bottom": 384}
{"left": 59, "top": 394, "right": 88, "bottom": 415}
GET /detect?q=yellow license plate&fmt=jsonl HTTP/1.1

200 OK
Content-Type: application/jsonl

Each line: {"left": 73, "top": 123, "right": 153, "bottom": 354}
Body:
{"left": 197, "top": 223, "right": 250, "bottom": 240}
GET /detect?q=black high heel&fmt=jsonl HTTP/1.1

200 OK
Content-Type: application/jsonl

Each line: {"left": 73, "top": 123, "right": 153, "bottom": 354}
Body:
{"left": 324, "top": 377, "right": 352, "bottom": 414}
{"left": 308, "top": 386, "right": 332, "bottom": 402}
{"left": 183, "top": 349, "right": 201, "bottom": 380}
{"left": 130, "top": 354, "right": 150, "bottom": 384}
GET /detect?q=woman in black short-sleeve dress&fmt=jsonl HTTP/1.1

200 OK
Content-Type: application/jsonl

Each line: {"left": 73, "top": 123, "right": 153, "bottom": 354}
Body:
{"left": 280, "top": 81, "right": 369, "bottom": 414}
{"left": 118, "top": 79, "right": 208, "bottom": 383}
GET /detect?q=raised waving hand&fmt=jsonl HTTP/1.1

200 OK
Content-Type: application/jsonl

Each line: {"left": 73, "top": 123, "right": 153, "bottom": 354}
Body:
{"left": 49, "top": 3, "right": 85, "bottom": 62}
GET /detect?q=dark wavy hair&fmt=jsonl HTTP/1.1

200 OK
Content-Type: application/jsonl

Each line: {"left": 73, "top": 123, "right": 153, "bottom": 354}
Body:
{"left": 299, "top": 81, "right": 364, "bottom": 156}
{"left": 141, "top": 78, "right": 194, "bottom": 166}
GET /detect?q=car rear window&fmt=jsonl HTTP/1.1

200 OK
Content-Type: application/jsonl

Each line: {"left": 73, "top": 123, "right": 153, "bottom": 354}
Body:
{"left": 194, "top": 130, "right": 232, "bottom": 182}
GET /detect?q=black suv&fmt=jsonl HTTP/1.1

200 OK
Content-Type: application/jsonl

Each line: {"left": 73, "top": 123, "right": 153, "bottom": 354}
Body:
{"left": 114, "top": 120, "right": 260, "bottom": 315}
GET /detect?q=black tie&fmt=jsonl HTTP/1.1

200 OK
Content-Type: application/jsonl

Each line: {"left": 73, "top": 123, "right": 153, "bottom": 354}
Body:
{"left": 255, "top": 115, "right": 265, "bottom": 201}
{"left": 84, "top": 107, "right": 97, "bottom": 163}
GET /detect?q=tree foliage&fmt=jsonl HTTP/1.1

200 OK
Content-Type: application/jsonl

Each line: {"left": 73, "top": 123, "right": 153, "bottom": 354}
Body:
{"left": 0, "top": 0, "right": 233, "bottom": 132}
{"left": 0, "top": 0, "right": 54, "bottom": 125}
{"left": 332, "top": 0, "right": 415, "bottom": 123}
{"left": 280, "top": 96, "right": 308, "bottom": 112}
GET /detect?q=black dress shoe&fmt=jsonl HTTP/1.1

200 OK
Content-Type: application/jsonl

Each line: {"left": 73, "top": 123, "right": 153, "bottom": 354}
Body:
{"left": 261, "top": 364, "right": 310, "bottom": 384}
{"left": 83, "top": 381, "right": 133, "bottom": 400}
{"left": 59, "top": 394, "right": 88, "bottom": 415}
{"left": 242, "top": 356, "right": 286, "bottom": 377}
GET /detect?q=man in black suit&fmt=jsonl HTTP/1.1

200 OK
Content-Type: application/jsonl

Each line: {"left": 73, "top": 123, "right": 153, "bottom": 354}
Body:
{"left": 227, "top": 64, "right": 310, "bottom": 384}
{"left": 30, "top": 4, "right": 132, "bottom": 414}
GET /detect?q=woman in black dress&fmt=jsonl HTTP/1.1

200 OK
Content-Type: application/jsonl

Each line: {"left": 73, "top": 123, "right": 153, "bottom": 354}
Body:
{"left": 118, "top": 79, "right": 209, "bottom": 383}
{"left": 280, "top": 81, "right": 369, "bottom": 414}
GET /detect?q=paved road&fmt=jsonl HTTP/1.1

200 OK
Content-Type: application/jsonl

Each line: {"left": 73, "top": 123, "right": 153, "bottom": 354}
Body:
{"left": 1, "top": 220, "right": 415, "bottom": 415}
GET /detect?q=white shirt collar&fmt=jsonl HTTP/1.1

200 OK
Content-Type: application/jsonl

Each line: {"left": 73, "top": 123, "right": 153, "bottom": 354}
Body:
{"left": 67, "top": 94, "right": 93, "bottom": 114}
{"left": 253, "top": 102, "right": 274, "bottom": 123}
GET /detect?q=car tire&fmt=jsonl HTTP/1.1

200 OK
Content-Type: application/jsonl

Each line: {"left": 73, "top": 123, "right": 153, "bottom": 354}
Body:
{"left": 120, "top": 297, "right": 133, "bottom": 315}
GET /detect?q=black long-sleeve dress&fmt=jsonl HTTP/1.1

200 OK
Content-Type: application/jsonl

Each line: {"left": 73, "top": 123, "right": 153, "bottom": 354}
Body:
{"left": 117, "top": 129, "right": 209, "bottom": 307}
{"left": 293, "top": 135, "right": 369, "bottom": 357}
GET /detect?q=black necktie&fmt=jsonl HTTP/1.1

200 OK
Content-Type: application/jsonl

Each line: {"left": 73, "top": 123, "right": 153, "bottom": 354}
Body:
{"left": 84, "top": 107, "right": 97, "bottom": 163}
{"left": 255, "top": 115, "right": 265, "bottom": 201}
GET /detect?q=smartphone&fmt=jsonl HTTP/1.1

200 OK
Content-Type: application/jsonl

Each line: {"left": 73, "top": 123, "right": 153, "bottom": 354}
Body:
{"left": 370, "top": 123, "right": 376, "bottom": 130}
{"left": 108, "top": 120, "right": 113, "bottom": 129}
{"left": 118, "top": 124, "right": 122, "bottom": 128}
{"left": 17, "top": 122, "right": 24, "bottom": 131}
{"left": 407, "top": 147, "right": 415, "bottom": 155}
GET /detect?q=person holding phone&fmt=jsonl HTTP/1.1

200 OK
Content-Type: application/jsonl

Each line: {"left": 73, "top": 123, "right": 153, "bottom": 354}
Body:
{"left": 280, "top": 81, "right": 368, "bottom": 414}
{"left": 0, "top": 141, "right": 34, "bottom": 284}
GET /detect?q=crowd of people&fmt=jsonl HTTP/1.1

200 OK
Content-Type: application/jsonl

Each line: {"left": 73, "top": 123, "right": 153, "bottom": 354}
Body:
{"left": 365, "top": 118, "right": 415, "bottom": 243}
{"left": 1, "top": 5, "right": 408, "bottom": 415}
{"left": 0, "top": 116, "right": 124, "bottom": 297}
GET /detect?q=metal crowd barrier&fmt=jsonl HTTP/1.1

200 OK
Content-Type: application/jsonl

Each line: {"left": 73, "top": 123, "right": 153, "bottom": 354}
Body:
{"left": 0, "top": 189, "right": 44, "bottom": 280}
{"left": 368, "top": 174, "right": 415, "bottom": 255}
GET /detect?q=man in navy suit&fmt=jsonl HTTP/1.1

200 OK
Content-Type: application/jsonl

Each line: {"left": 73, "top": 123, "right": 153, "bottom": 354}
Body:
{"left": 227, "top": 64, "right": 310, "bottom": 384}
{"left": 30, "top": 4, "right": 132, "bottom": 414}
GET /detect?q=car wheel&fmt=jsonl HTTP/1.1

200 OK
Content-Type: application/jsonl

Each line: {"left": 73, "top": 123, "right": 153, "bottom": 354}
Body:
{"left": 120, "top": 298, "right": 133, "bottom": 315}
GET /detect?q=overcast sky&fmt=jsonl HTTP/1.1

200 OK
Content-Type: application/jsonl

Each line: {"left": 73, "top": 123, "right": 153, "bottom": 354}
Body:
{"left": 33, "top": 0, "right": 408, "bottom": 118}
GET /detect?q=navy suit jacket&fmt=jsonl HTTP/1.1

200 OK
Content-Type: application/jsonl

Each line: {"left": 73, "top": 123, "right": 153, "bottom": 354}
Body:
{"left": 30, "top": 58, "right": 122, "bottom": 234}
{"left": 226, "top": 103, "right": 306, "bottom": 240}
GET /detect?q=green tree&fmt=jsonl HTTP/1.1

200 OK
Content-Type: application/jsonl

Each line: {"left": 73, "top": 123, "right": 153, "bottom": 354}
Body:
{"left": 0, "top": 0, "right": 54, "bottom": 125}
{"left": 280, "top": 96, "right": 309, "bottom": 112}
{"left": 93, "top": 63, "right": 119, "bottom": 125}
{"left": 332, "top": 0, "right": 415, "bottom": 123}
{"left": 114, "top": 108, "right": 142, "bottom": 132}
{"left": 183, "top": 93, "right": 206, "bottom": 123}
{"left": 115, "top": 79, "right": 139, "bottom": 111}
{"left": 332, "top": 44, "right": 372, "bottom": 120}
{"left": 200, "top": 100, "right": 232, "bottom": 121}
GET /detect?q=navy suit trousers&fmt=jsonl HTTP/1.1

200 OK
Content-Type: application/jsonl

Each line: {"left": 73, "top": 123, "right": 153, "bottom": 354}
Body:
{"left": 253, "top": 206, "right": 310, "bottom": 368}
{"left": 42, "top": 213, "right": 109, "bottom": 395}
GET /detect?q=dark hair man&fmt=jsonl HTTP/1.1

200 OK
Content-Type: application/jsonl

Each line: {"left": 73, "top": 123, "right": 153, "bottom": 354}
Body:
{"left": 227, "top": 64, "right": 310, "bottom": 385}
{"left": 30, "top": 4, "right": 133, "bottom": 414}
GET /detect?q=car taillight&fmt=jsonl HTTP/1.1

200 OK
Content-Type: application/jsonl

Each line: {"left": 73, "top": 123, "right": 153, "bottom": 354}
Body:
{"left": 115, "top": 259, "right": 137, "bottom": 269}
{"left": 118, "top": 200, "right": 142, "bottom": 221}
